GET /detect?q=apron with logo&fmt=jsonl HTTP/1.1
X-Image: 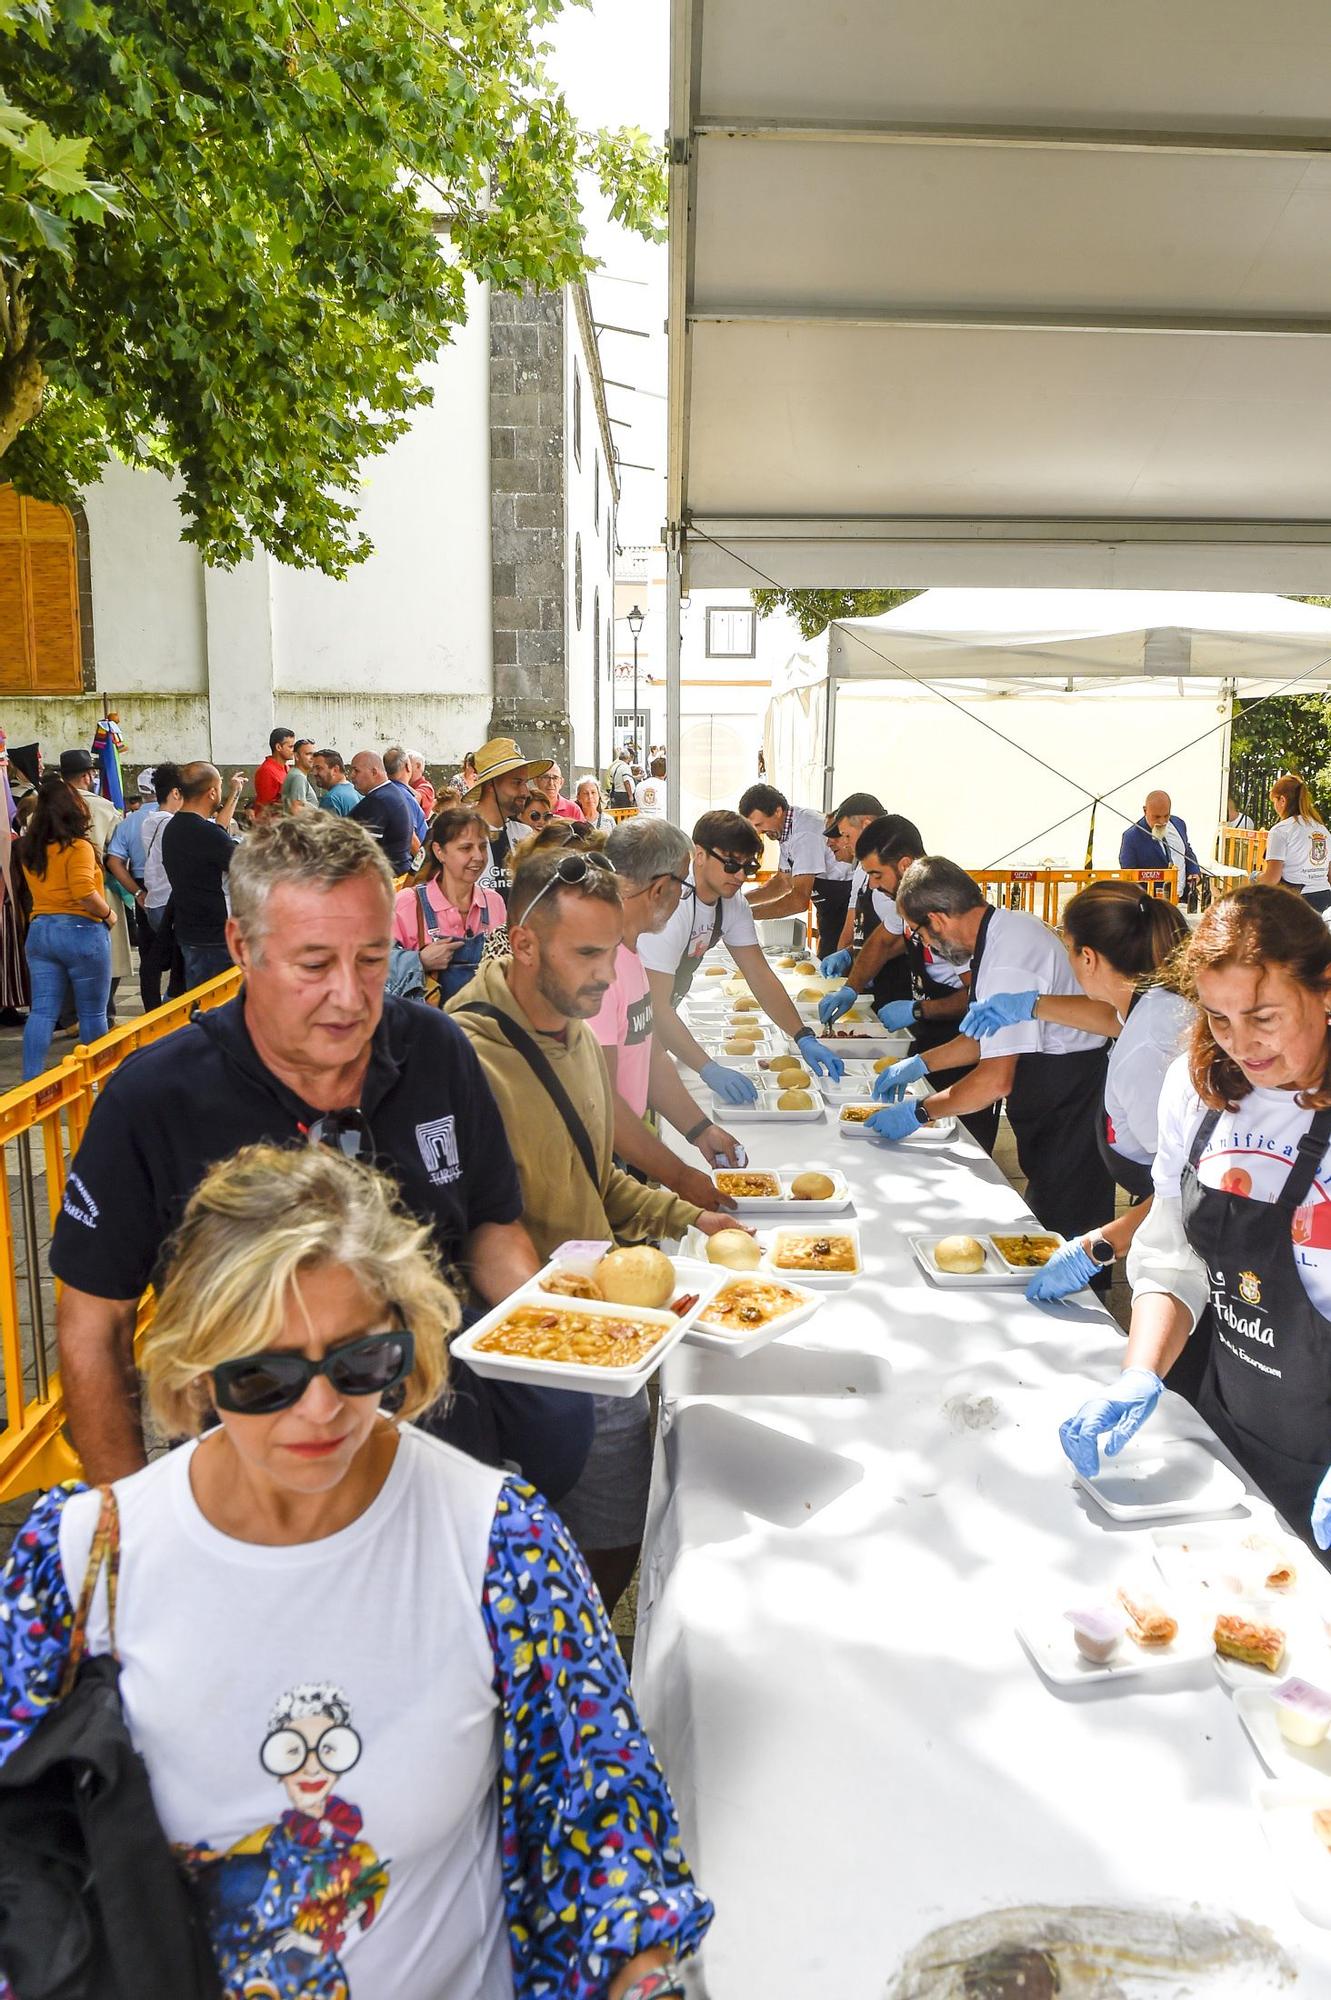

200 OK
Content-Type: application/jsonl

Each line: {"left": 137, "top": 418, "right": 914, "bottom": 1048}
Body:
{"left": 1181, "top": 1105, "right": 1331, "bottom": 1559}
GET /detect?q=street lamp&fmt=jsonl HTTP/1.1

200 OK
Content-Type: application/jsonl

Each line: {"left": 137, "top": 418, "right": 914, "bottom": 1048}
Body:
{"left": 626, "top": 603, "right": 644, "bottom": 759}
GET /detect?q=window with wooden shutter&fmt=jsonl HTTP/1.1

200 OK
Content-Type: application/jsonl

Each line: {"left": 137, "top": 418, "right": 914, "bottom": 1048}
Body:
{"left": 0, "top": 487, "right": 85, "bottom": 694}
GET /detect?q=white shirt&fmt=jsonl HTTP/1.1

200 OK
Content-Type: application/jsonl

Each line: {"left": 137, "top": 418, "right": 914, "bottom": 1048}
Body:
{"left": 972, "top": 906, "right": 1106, "bottom": 1059}
{"left": 62, "top": 1430, "right": 512, "bottom": 2000}
{"left": 636, "top": 778, "right": 667, "bottom": 819}
{"left": 639, "top": 871, "right": 758, "bottom": 977}
{"left": 140, "top": 807, "right": 175, "bottom": 910}
{"left": 872, "top": 887, "right": 966, "bottom": 989}
{"left": 1103, "top": 987, "right": 1195, "bottom": 1166}
{"left": 1129, "top": 1055, "right": 1331, "bottom": 1324}
{"left": 1266, "top": 814, "right": 1331, "bottom": 894}
{"left": 778, "top": 805, "right": 851, "bottom": 882}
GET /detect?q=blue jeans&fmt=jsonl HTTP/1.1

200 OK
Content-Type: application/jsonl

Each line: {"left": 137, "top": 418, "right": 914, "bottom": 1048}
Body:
{"left": 23, "top": 914, "right": 112, "bottom": 1079}
{"left": 182, "top": 941, "right": 234, "bottom": 989}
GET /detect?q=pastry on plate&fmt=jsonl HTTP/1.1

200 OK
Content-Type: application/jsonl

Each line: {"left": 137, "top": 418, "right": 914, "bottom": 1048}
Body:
{"left": 1116, "top": 1586, "right": 1178, "bottom": 1649}
{"left": 539, "top": 1270, "right": 604, "bottom": 1301}
{"left": 1213, "top": 1611, "right": 1286, "bottom": 1673}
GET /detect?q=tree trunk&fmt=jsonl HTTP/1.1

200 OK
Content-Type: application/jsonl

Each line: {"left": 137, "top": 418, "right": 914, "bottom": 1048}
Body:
{"left": 0, "top": 274, "right": 45, "bottom": 460}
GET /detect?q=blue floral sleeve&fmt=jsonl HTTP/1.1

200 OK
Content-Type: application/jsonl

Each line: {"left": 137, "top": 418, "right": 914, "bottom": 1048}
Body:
{"left": 482, "top": 1479, "right": 713, "bottom": 1998}
{"left": 0, "top": 1483, "right": 82, "bottom": 1764}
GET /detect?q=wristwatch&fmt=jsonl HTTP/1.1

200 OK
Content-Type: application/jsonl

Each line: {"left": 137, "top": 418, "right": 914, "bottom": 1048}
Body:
{"left": 911, "top": 999, "right": 924, "bottom": 1022}
{"left": 913, "top": 1097, "right": 931, "bottom": 1125}
{"left": 616, "top": 1970, "right": 687, "bottom": 2000}
{"left": 1087, "top": 1236, "right": 1115, "bottom": 1267}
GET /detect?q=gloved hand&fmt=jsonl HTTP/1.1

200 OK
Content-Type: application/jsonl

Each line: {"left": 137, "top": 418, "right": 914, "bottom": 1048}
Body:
{"left": 959, "top": 990, "right": 1039, "bottom": 1039}
{"left": 876, "top": 998, "right": 917, "bottom": 1032}
{"left": 700, "top": 1060, "right": 759, "bottom": 1106}
{"left": 818, "top": 985, "right": 857, "bottom": 1026}
{"left": 1312, "top": 1465, "right": 1331, "bottom": 1551}
{"left": 871, "top": 1053, "right": 927, "bottom": 1102}
{"left": 796, "top": 1032, "right": 844, "bottom": 1081}
{"left": 819, "top": 948, "right": 852, "bottom": 979}
{"left": 1026, "top": 1240, "right": 1099, "bottom": 1302}
{"left": 865, "top": 1100, "right": 926, "bottom": 1143}
{"left": 1058, "top": 1367, "right": 1164, "bottom": 1480}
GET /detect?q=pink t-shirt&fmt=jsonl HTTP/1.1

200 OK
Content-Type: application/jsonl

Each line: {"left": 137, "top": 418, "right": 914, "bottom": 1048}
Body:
{"left": 551, "top": 798, "right": 585, "bottom": 821}
{"left": 391, "top": 878, "right": 504, "bottom": 948}
{"left": 590, "top": 943, "right": 654, "bottom": 1117}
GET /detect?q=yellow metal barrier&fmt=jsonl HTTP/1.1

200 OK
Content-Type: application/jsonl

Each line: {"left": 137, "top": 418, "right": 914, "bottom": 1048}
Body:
{"left": 1216, "top": 825, "right": 1267, "bottom": 874}
{"left": 971, "top": 867, "right": 1178, "bottom": 927}
{"left": 0, "top": 967, "right": 243, "bottom": 1504}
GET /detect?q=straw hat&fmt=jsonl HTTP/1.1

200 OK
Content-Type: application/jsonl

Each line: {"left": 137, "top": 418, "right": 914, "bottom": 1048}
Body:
{"left": 463, "top": 736, "right": 552, "bottom": 803}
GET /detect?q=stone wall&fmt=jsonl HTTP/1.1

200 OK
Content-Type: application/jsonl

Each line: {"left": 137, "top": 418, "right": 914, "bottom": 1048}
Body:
{"left": 488, "top": 287, "right": 569, "bottom": 766}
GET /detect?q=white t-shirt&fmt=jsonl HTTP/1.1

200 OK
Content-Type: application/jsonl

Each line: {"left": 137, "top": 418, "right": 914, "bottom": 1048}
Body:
{"left": 636, "top": 778, "right": 667, "bottom": 819}
{"left": 62, "top": 1429, "right": 512, "bottom": 2000}
{"left": 1103, "top": 987, "right": 1195, "bottom": 1166}
{"left": 1130, "top": 1055, "right": 1331, "bottom": 1322}
{"left": 1266, "top": 815, "right": 1331, "bottom": 894}
{"left": 140, "top": 807, "right": 175, "bottom": 910}
{"left": 778, "top": 805, "right": 851, "bottom": 882}
{"left": 871, "top": 887, "right": 966, "bottom": 989}
{"left": 639, "top": 872, "right": 758, "bottom": 979}
{"left": 972, "top": 906, "right": 1106, "bottom": 1059}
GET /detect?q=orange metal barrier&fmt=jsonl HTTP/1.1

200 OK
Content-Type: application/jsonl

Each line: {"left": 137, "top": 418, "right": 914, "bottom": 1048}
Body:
{"left": 970, "top": 867, "right": 1179, "bottom": 926}
{"left": 0, "top": 967, "right": 243, "bottom": 1503}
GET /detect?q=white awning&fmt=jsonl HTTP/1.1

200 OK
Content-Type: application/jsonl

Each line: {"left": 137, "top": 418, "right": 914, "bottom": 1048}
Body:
{"left": 668, "top": 0, "right": 1331, "bottom": 593}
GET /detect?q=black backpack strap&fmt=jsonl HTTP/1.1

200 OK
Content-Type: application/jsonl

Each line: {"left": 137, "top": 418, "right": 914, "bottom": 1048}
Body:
{"left": 455, "top": 1002, "right": 600, "bottom": 1189}
{"left": 710, "top": 898, "right": 724, "bottom": 952}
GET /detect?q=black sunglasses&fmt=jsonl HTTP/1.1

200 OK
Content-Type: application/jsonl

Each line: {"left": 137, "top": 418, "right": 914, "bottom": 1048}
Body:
{"left": 300, "top": 1108, "right": 375, "bottom": 1161}
{"left": 703, "top": 847, "right": 758, "bottom": 878}
{"left": 212, "top": 1328, "right": 416, "bottom": 1415}
{"left": 517, "top": 850, "right": 617, "bottom": 923}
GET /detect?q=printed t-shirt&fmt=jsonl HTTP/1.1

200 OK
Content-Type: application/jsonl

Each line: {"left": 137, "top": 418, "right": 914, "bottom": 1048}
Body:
{"left": 636, "top": 779, "right": 666, "bottom": 819}
{"left": 872, "top": 887, "right": 965, "bottom": 989}
{"left": 1266, "top": 815, "right": 1331, "bottom": 895}
{"left": 160, "top": 812, "right": 234, "bottom": 945}
{"left": 638, "top": 873, "right": 758, "bottom": 983}
{"left": 971, "top": 906, "right": 1106, "bottom": 1060}
{"left": 392, "top": 879, "right": 505, "bottom": 949}
{"left": 1103, "top": 986, "right": 1195, "bottom": 1166}
{"left": 477, "top": 821, "right": 524, "bottom": 908}
{"left": 590, "top": 943, "right": 655, "bottom": 1117}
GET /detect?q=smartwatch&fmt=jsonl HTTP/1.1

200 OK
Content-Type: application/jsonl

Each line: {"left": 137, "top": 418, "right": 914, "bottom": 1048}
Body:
{"left": 1087, "top": 1236, "right": 1115, "bottom": 1267}
{"left": 914, "top": 1097, "right": 931, "bottom": 1125}
{"left": 911, "top": 999, "right": 924, "bottom": 1023}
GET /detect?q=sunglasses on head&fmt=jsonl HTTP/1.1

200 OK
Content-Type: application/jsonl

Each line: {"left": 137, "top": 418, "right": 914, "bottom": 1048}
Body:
{"left": 212, "top": 1327, "right": 415, "bottom": 1415}
{"left": 703, "top": 847, "right": 758, "bottom": 878}
{"left": 517, "top": 850, "right": 616, "bottom": 924}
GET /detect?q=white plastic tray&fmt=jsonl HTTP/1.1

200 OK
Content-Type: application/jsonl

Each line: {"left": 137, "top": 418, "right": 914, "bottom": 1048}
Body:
{"left": 1253, "top": 1779, "right": 1331, "bottom": 1928}
{"left": 986, "top": 1230, "right": 1067, "bottom": 1277}
{"left": 712, "top": 1165, "right": 852, "bottom": 1216}
{"left": 909, "top": 1234, "right": 1028, "bottom": 1288}
{"left": 1235, "top": 1687, "right": 1331, "bottom": 1782}
{"left": 1016, "top": 1599, "right": 1213, "bottom": 1687}
{"left": 1074, "top": 1439, "right": 1249, "bottom": 1522}
{"left": 683, "top": 1273, "right": 822, "bottom": 1357}
{"left": 836, "top": 1103, "right": 957, "bottom": 1142}
{"left": 710, "top": 1086, "right": 826, "bottom": 1123}
{"left": 452, "top": 1255, "right": 725, "bottom": 1397}
{"left": 814, "top": 1029, "right": 915, "bottom": 1062}
{"left": 1152, "top": 1519, "right": 1310, "bottom": 1607}
{"left": 1210, "top": 1599, "right": 1331, "bottom": 1691}
{"left": 690, "top": 1220, "right": 863, "bottom": 1285}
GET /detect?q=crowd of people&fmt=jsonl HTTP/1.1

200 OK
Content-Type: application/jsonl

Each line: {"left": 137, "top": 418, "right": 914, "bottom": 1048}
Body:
{"left": 4, "top": 730, "right": 1331, "bottom": 1996}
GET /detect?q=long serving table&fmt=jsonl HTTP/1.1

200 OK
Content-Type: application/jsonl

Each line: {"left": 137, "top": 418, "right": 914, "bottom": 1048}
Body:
{"left": 638, "top": 1097, "right": 1331, "bottom": 1996}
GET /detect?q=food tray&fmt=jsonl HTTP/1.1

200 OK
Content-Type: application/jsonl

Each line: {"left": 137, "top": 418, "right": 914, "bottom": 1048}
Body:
{"left": 1016, "top": 1599, "right": 1213, "bottom": 1687}
{"left": 814, "top": 1027, "right": 916, "bottom": 1061}
{"left": 1074, "top": 1439, "right": 1249, "bottom": 1523}
{"left": 1235, "top": 1687, "right": 1331, "bottom": 1783}
{"left": 1151, "top": 1519, "right": 1310, "bottom": 1607}
{"left": 909, "top": 1234, "right": 1030, "bottom": 1288}
{"left": 837, "top": 1104, "right": 957, "bottom": 1141}
{"left": 987, "top": 1231, "right": 1066, "bottom": 1276}
{"left": 711, "top": 1165, "right": 852, "bottom": 1215}
{"left": 452, "top": 1256, "right": 725, "bottom": 1396}
{"left": 1253, "top": 1779, "right": 1331, "bottom": 1928}
{"left": 689, "top": 1221, "right": 863, "bottom": 1285}
{"left": 1209, "top": 1599, "right": 1331, "bottom": 1692}
{"left": 683, "top": 1273, "right": 822, "bottom": 1358}
{"left": 709, "top": 1086, "right": 826, "bottom": 1123}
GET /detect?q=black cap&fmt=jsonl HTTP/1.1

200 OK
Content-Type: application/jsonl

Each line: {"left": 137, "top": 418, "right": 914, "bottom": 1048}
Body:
{"left": 59, "top": 749, "right": 94, "bottom": 776}
{"left": 831, "top": 792, "right": 885, "bottom": 821}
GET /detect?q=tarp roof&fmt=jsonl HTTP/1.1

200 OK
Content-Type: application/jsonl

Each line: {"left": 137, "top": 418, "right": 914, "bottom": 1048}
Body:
{"left": 668, "top": 0, "right": 1331, "bottom": 594}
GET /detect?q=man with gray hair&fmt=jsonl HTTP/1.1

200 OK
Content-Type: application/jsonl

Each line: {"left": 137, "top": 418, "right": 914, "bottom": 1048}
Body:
{"left": 866, "top": 855, "right": 1115, "bottom": 1259}
{"left": 49, "top": 811, "right": 591, "bottom": 1500}
{"left": 591, "top": 817, "right": 744, "bottom": 1202}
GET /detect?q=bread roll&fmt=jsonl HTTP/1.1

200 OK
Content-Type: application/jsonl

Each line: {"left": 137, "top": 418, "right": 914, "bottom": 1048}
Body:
{"left": 777, "top": 1088, "right": 814, "bottom": 1110}
{"left": 796, "top": 986, "right": 823, "bottom": 1002}
{"left": 775, "top": 1065, "right": 809, "bottom": 1086}
{"left": 777, "top": 954, "right": 798, "bottom": 968}
{"left": 933, "top": 1235, "right": 986, "bottom": 1274}
{"left": 732, "top": 995, "right": 760, "bottom": 1012}
{"left": 791, "top": 1171, "right": 836, "bottom": 1201}
{"left": 594, "top": 1245, "right": 675, "bottom": 1308}
{"left": 795, "top": 960, "right": 817, "bottom": 973}
{"left": 723, "top": 1038, "right": 755, "bottom": 1056}
{"left": 705, "top": 1228, "right": 763, "bottom": 1271}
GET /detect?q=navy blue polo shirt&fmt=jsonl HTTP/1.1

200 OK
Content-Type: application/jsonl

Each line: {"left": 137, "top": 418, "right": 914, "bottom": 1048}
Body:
{"left": 51, "top": 993, "right": 522, "bottom": 1300}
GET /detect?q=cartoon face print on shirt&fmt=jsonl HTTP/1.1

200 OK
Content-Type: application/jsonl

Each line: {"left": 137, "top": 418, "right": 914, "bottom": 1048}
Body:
{"left": 180, "top": 1681, "right": 388, "bottom": 2000}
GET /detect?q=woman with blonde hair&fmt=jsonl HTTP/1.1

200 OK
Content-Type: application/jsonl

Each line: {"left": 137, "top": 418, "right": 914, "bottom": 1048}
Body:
{"left": 1262, "top": 772, "right": 1331, "bottom": 912}
{"left": 0, "top": 1144, "right": 711, "bottom": 1999}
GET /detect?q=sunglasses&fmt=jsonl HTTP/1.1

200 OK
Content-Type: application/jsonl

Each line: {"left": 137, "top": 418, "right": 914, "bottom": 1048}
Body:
{"left": 703, "top": 847, "right": 759, "bottom": 878}
{"left": 211, "top": 1328, "right": 415, "bottom": 1415}
{"left": 301, "top": 1108, "right": 375, "bottom": 1162}
{"left": 516, "top": 850, "right": 617, "bottom": 924}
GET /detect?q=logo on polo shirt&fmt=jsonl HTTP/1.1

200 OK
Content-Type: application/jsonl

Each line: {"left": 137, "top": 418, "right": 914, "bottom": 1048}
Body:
{"left": 62, "top": 1172, "right": 99, "bottom": 1230}
{"left": 415, "top": 1114, "right": 461, "bottom": 1187}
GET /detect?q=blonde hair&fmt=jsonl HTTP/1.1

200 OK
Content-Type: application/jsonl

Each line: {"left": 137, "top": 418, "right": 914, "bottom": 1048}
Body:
{"left": 1270, "top": 772, "right": 1324, "bottom": 826}
{"left": 144, "top": 1145, "right": 455, "bottom": 1434}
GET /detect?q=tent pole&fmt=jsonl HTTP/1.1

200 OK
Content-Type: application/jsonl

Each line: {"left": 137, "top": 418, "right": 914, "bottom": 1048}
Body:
{"left": 822, "top": 645, "right": 839, "bottom": 812}
{"left": 666, "top": 530, "right": 682, "bottom": 822}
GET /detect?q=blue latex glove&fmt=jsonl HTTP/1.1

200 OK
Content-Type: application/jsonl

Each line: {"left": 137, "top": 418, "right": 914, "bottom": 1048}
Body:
{"left": 1026, "top": 1240, "right": 1100, "bottom": 1302}
{"left": 865, "top": 1099, "right": 926, "bottom": 1143}
{"left": 1058, "top": 1367, "right": 1165, "bottom": 1480}
{"left": 701, "top": 1060, "right": 759, "bottom": 1106}
{"left": 1312, "top": 1467, "right": 1331, "bottom": 1551}
{"left": 796, "top": 1032, "right": 844, "bottom": 1081}
{"left": 819, "top": 948, "right": 852, "bottom": 979}
{"left": 872, "top": 1053, "right": 928, "bottom": 1102}
{"left": 876, "top": 998, "right": 917, "bottom": 1032}
{"left": 959, "top": 989, "right": 1039, "bottom": 1039}
{"left": 818, "top": 984, "right": 857, "bottom": 1026}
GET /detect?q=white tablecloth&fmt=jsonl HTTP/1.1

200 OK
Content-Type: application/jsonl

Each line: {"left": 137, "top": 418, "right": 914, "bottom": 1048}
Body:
{"left": 637, "top": 1110, "right": 1331, "bottom": 1995}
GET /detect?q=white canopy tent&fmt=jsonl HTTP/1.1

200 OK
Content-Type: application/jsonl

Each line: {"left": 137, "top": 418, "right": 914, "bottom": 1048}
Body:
{"left": 664, "top": 0, "right": 1331, "bottom": 800}
{"left": 762, "top": 588, "right": 1331, "bottom": 871}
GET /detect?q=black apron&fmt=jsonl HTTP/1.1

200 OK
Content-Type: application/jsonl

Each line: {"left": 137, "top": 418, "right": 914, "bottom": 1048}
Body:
{"left": 810, "top": 877, "right": 851, "bottom": 961}
{"left": 856, "top": 876, "right": 911, "bottom": 1010}
{"left": 1094, "top": 992, "right": 1156, "bottom": 1202}
{"left": 1181, "top": 1104, "right": 1331, "bottom": 1561}
{"left": 971, "top": 908, "right": 1114, "bottom": 1233}
{"left": 908, "top": 917, "right": 999, "bottom": 1154}
{"left": 670, "top": 897, "right": 725, "bottom": 1007}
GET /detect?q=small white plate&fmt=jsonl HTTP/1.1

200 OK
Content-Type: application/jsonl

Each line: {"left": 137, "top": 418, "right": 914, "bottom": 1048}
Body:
{"left": 684, "top": 1273, "right": 822, "bottom": 1357}
{"left": 765, "top": 1221, "right": 863, "bottom": 1284}
{"left": 909, "top": 1234, "right": 1027, "bottom": 1288}
{"left": 1210, "top": 1600, "right": 1331, "bottom": 1691}
{"left": 1152, "top": 1519, "right": 1310, "bottom": 1607}
{"left": 987, "top": 1230, "right": 1068, "bottom": 1278}
{"left": 712, "top": 1165, "right": 852, "bottom": 1216}
{"left": 1235, "top": 1686, "right": 1331, "bottom": 1781}
{"left": 836, "top": 1104, "right": 958, "bottom": 1141}
{"left": 710, "top": 1086, "right": 826, "bottom": 1123}
{"left": 1253, "top": 1779, "right": 1331, "bottom": 1928}
{"left": 1075, "top": 1439, "right": 1249, "bottom": 1522}
{"left": 1016, "top": 1601, "right": 1213, "bottom": 1687}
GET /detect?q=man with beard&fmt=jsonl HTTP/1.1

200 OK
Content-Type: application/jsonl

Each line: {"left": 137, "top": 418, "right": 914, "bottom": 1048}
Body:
{"left": 462, "top": 736, "right": 554, "bottom": 909}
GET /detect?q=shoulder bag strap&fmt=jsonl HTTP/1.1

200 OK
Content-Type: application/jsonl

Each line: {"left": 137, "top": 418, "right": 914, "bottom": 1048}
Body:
{"left": 58, "top": 1485, "right": 120, "bottom": 1697}
{"left": 454, "top": 1001, "right": 600, "bottom": 1189}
